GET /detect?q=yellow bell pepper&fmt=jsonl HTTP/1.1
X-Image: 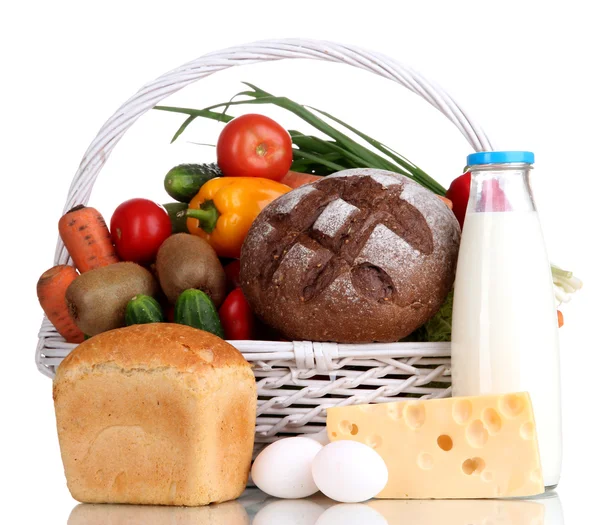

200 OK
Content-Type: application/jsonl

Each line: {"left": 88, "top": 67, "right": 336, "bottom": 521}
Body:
{"left": 186, "top": 177, "right": 291, "bottom": 258}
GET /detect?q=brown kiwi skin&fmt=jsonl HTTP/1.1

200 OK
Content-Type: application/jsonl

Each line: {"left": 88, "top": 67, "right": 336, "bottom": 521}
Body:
{"left": 156, "top": 233, "right": 226, "bottom": 307}
{"left": 66, "top": 262, "right": 158, "bottom": 336}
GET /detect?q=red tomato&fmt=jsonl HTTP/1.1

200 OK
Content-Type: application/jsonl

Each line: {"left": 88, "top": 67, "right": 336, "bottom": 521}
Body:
{"left": 110, "top": 198, "right": 172, "bottom": 263}
{"left": 219, "top": 288, "right": 255, "bottom": 340}
{"left": 217, "top": 114, "right": 293, "bottom": 181}
{"left": 445, "top": 171, "right": 471, "bottom": 229}
{"left": 224, "top": 260, "right": 241, "bottom": 292}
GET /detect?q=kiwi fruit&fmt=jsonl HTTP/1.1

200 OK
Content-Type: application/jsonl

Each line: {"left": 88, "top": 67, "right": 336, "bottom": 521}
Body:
{"left": 156, "top": 233, "right": 226, "bottom": 307}
{"left": 66, "top": 262, "right": 158, "bottom": 336}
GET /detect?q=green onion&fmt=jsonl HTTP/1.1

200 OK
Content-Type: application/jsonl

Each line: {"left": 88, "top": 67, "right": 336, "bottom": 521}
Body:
{"left": 154, "top": 82, "right": 446, "bottom": 195}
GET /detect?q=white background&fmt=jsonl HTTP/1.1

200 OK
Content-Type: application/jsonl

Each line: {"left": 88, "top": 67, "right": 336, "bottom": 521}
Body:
{"left": 1, "top": 1, "right": 598, "bottom": 523}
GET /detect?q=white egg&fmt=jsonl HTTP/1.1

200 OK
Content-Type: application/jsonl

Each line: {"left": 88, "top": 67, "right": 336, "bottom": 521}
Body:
{"left": 251, "top": 437, "right": 323, "bottom": 499}
{"left": 253, "top": 499, "right": 325, "bottom": 525}
{"left": 312, "top": 440, "right": 388, "bottom": 503}
{"left": 315, "top": 503, "right": 389, "bottom": 525}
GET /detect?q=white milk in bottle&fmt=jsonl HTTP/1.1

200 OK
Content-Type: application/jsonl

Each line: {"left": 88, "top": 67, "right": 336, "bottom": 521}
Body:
{"left": 451, "top": 151, "right": 561, "bottom": 488}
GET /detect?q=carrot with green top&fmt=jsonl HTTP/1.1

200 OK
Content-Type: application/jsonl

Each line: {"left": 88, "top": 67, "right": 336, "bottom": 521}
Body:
{"left": 58, "top": 205, "right": 119, "bottom": 273}
{"left": 37, "top": 265, "right": 85, "bottom": 343}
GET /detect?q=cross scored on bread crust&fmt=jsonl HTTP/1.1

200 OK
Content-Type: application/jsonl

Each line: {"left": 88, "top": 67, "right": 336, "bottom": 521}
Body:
{"left": 258, "top": 176, "right": 434, "bottom": 303}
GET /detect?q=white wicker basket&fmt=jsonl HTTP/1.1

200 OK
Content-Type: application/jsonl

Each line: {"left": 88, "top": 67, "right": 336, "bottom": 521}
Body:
{"left": 36, "top": 38, "right": 493, "bottom": 453}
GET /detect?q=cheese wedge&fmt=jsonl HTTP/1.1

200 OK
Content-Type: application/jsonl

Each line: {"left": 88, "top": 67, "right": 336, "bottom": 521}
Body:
{"left": 326, "top": 393, "right": 544, "bottom": 499}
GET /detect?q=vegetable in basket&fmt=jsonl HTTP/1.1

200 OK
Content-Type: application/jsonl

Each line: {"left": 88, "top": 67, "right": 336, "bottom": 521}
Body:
{"left": 219, "top": 288, "right": 255, "bottom": 340}
{"left": 164, "top": 163, "right": 222, "bottom": 203}
{"left": 184, "top": 177, "right": 291, "bottom": 258}
{"left": 110, "top": 198, "right": 172, "bottom": 264}
{"left": 125, "top": 295, "right": 164, "bottom": 326}
{"left": 281, "top": 170, "right": 322, "bottom": 188}
{"left": 163, "top": 202, "right": 189, "bottom": 233}
{"left": 217, "top": 113, "right": 293, "bottom": 181}
{"left": 155, "top": 83, "right": 582, "bottom": 306}
{"left": 58, "top": 205, "right": 120, "bottom": 273}
{"left": 37, "top": 265, "right": 85, "bottom": 344}
{"left": 445, "top": 171, "right": 471, "bottom": 228}
{"left": 175, "top": 288, "right": 224, "bottom": 338}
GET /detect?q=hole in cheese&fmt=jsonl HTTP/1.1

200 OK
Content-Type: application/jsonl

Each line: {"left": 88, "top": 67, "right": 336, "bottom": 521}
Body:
{"left": 481, "top": 471, "right": 494, "bottom": 482}
{"left": 466, "top": 419, "right": 489, "bottom": 448}
{"left": 437, "top": 435, "right": 453, "bottom": 451}
{"left": 417, "top": 452, "right": 434, "bottom": 470}
{"left": 404, "top": 402, "right": 426, "bottom": 430}
{"left": 339, "top": 420, "right": 352, "bottom": 434}
{"left": 499, "top": 394, "right": 525, "bottom": 418}
{"left": 482, "top": 408, "right": 503, "bottom": 434}
{"left": 520, "top": 422, "right": 535, "bottom": 440}
{"left": 462, "top": 457, "right": 486, "bottom": 476}
{"left": 366, "top": 434, "right": 382, "bottom": 448}
{"left": 452, "top": 399, "right": 472, "bottom": 425}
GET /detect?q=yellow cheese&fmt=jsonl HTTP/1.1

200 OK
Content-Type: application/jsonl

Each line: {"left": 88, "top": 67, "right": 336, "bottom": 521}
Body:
{"left": 326, "top": 392, "right": 544, "bottom": 499}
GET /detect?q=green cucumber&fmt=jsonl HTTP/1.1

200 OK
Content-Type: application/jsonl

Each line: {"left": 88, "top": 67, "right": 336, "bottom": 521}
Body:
{"left": 125, "top": 295, "right": 164, "bottom": 326}
{"left": 174, "top": 289, "right": 224, "bottom": 338}
{"left": 163, "top": 202, "right": 189, "bottom": 233}
{"left": 164, "top": 163, "right": 222, "bottom": 203}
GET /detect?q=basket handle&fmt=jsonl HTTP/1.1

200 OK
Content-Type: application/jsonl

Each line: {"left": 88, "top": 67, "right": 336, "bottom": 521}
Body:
{"left": 54, "top": 38, "right": 492, "bottom": 264}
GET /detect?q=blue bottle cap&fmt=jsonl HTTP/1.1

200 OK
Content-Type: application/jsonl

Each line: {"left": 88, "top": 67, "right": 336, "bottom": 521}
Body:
{"left": 467, "top": 151, "right": 535, "bottom": 166}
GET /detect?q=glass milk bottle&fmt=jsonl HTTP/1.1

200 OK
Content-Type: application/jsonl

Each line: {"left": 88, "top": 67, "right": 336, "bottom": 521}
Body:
{"left": 451, "top": 151, "right": 561, "bottom": 489}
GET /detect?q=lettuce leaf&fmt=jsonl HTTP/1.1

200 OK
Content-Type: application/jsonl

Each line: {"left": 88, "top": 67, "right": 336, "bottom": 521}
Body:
{"left": 403, "top": 290, "right": 453, "bottom": 343}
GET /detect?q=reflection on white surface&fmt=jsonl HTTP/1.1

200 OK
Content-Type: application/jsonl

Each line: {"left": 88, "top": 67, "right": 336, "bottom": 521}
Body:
{"left": 66, "top": 490, "right": 564, "bottom": 525}
{"left": 315, "top": 503, "right": 388, "bottom": 525}
{"left": 68, "top": 499, "right": 249, "bottom": 524}
{"left": 367, "top": 492, "right": 564, "bottom": 525}
{"left": 253, "top": 499, "right": 325, "bottom": 525}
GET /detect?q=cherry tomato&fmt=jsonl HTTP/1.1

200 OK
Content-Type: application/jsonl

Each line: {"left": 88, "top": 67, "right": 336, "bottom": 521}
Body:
{"left": 219, "top": 288, "right": 255, "bottom": 340}
{"left": 110, "top": 198, "right": 172, "bottom": 263}
{"left": 217, "top": 114, "right": 293, "bottom": 181}
{"left": 445, "top": 171, "right": 471, "bottom": 229}
{"left": 224, "top": 260, "right": 241, "bottom": 292}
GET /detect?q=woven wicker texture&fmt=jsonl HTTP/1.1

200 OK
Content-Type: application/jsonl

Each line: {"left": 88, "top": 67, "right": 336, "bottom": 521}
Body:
{"left": 36, "top": 38, "right": 492, "bottom": 445}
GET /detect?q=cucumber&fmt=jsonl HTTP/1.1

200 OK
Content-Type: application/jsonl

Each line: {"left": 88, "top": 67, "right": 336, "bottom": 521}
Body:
{"left": 164, "top": 163, "right": 222, "bottom": 203}
{"left": 163, "top": 202, "right": 189, "bottom": 233}
{"left": 125, "top": 295, "right": 164, "bottom": 326}
{"left": 174, "top": 289, "right": 224, "bottom": 338}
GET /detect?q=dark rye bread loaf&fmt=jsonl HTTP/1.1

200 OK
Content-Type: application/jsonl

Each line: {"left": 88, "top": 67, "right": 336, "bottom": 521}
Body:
{"left": 240, "top": 168, "right": 461, "bottom": 343}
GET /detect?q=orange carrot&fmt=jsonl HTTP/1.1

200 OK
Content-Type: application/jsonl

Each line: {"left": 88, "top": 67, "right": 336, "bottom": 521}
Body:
{"left": 557, "top": 310, "right": 564, "bottom": 328}
{"left": 37, "top": 265, "right": 85, "bottom": 343}
{"left": 280, "top": 171, "right": 323, "bottom": 188}
{"left": 438, "top": 196, "right": 453, "bottom": 210}
{"left": 58, "top": 205, "right": 119, "bottom": 273}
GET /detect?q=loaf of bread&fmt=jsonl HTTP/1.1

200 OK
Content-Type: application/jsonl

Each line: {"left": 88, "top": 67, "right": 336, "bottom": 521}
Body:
{"left": 240, "top": 168, "right": 460, "bottom": 343}
{"left": 53, "top": 324, "right": 257, "bottom": 506}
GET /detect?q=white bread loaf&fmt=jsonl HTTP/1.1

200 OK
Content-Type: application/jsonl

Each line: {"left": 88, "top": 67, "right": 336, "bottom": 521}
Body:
{"left": 53, "top": 323, "right": 257, "bottom": 506}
